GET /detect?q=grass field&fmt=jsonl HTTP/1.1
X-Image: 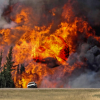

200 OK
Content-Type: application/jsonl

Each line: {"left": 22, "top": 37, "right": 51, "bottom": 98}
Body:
{"left": 0, "top": 88, "right": 100, "bottom": 100}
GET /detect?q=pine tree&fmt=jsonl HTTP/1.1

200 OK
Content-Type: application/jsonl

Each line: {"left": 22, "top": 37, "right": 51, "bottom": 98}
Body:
{"left": 0, "top": 47, "right": 15, "bottom": 88}
{"left": 6, "top": 47, "right": 14, "bottom": 72}
{"left": 0, "top": 51, "right": 4, "bottom": 88}
{"left": 3, "top": 47, "right": 15, "bottom": 88}
{"left": 0, "top": 72, "right": 5, "bottom": 88}
{"left": 0, "top": 51, "right": 2, "bottom": 70}
{"left": 0, "top": 65, "right": 6, "bottom": 88}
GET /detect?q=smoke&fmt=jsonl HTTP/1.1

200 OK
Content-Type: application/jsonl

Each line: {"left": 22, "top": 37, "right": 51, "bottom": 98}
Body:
{"left": 11, "top": 0, "right": 68, "bottom": 33}
{"left": 71, "top": 0, "right": 100, "bottom": 35}
{"left": 0, "top": 17, "right": 8, "bottom": 28}
{"left": 69, "top": 71, "right": 100, "bottom": 88}
{"left": 9, "top": 0, "right": 100, "bottom": 35}
{"left": 0, "top": 0, "right": 9, "bottom": 16}
{"left": 67, "top": 39, "right": 100, "bottom": 88}
{"left": 0, "top": 0, "right": 18, "bottom": 29}
{"left": 3, "top": 21, "right": 17, "bottom": 29}
{"left": 35, "top": 57, "right": 60, "bottom": 68}
{"left": 1, "top": 0, "right": 100, "bottom": 34}
{"left": 0, "top": 0, "right": 9, "bottom": 28}
{"left": 40, "top": 64, "right": 69, "bottom": 88}
{"left": 77, "top": 0, "right": 100, "bottom": 25}
{"left": 0, "top": 0, "right": 100, "bottom": 88}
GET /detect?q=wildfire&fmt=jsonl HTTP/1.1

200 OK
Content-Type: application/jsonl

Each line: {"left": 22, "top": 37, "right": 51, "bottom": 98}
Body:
{"left": 0, "top": 1, "right": 96, "bottom": 88}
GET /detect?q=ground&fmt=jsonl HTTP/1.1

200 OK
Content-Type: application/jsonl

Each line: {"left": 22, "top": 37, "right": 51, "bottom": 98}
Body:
{"left": 0, "top": 88, "right": 100, "bottom": 100}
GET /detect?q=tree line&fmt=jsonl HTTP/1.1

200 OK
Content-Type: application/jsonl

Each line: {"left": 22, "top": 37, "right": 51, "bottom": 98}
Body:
{"left": 0, "top": 47, "right": 25, "bottom": 88}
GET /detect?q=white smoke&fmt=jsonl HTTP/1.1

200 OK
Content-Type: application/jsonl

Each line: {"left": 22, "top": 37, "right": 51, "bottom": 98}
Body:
{"left": 3, "top": 21, "right": 17, "bottom": 29}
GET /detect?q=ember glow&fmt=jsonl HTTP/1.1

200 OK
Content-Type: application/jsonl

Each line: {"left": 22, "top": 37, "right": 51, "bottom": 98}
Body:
{"left": 0, "top": 0, "right": 100, "bottom": 88}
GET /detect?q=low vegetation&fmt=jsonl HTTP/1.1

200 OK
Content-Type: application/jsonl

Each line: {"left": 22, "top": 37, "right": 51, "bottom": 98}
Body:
{"left": 0, "top": 89, "right": 100, "bottom": 100}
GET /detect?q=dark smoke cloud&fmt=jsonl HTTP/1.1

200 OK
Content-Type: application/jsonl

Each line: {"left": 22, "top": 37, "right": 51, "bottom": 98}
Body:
{"left": 0, "top": 0, "right": 70, "bottom": 51}
{"left": 35, "top": 57, "right": 60, "bottom": 68}
{"left": 1, "top": 0, "right": 100, "bottom": 41}
{"left": 11, "top": 0, "right": 68, "bottom": 33}
{"left": 67, "top": 39, "right": 100, "bottom": 88}
{"left": 72, "top": 0, "right": 100, "bottom": 35}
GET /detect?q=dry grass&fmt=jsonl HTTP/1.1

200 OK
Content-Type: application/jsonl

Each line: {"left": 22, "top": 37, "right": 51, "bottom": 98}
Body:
{"left": 0, "top": 88, "right": 100, "bottom": 100}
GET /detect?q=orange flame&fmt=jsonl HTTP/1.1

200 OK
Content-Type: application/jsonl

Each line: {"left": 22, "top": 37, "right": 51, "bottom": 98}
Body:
{"left": 0, "top": 2, "right": 96, "bottom": 88}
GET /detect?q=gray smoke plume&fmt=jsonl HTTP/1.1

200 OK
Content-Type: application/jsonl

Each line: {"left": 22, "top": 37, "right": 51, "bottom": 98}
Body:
{"left": 69, "top": 71, "right": 100, "bottom": 88}
{"left": 1, "top": 0, "right": 100, "bottom": 32}
{"left": 0, "top": 0, "right": 9, "bottom": 16}
{"left": 67, "top": 40, "right": 100, "bottom": 88}
{"left": 71, "top": 0, "right": 100, "bottom": 35}
{"left": 77, "top": 0, "right": 100, "bottom": 26}
{"left": 11, "top": 0, "right": 68, "bottom": 33}
{"left": 0, "top": 0, "right": 9, "bottom": 28}
{"left": 0, "top": 0, "right": 17, "bottom": 29}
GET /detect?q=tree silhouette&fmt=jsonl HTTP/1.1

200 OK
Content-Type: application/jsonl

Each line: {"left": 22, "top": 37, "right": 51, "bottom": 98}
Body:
{"left": 0, "top": 52, "right": 2, "bottom": 70}
{"left": 0, "top": 47, "right": 15, "bottom": 88}
{"left": 20, "top": 64, "right": 25, "bottom": 74}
